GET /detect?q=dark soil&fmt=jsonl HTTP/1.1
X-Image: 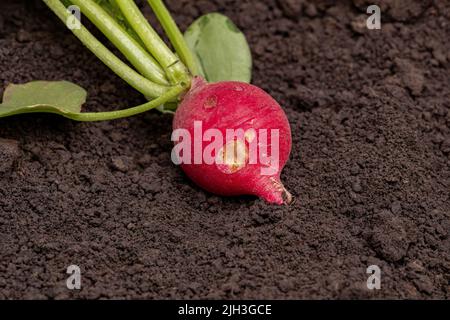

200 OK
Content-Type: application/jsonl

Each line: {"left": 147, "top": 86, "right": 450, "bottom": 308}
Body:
{"left": 0, "top": 0, "right": 449, "bottom": 299}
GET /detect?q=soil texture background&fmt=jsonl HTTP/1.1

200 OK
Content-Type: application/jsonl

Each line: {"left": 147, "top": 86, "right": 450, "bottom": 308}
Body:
{"left": 0, "top": 0, "right": 449, "bottom": 299}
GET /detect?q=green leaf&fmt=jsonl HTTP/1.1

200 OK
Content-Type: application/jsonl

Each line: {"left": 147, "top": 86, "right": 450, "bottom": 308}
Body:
{"left": 0, "top": 81, "right": 87, "bottom": 118}
{"left": 184, "top": 13, "right": 252, "bottom": 83}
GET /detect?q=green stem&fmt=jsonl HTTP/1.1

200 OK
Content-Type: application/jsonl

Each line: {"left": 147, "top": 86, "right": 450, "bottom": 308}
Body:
{"left": 147, "top": 0, "right": 200, "bottom": 76}
{"left": 68, "top": 84, "right": 186, "bottom": 121}
{"left": 43, "top": 0, "right": 170, "bottom": 98}
{"left": 70, "top": 0, "right": 169, "bottom": 85}
{"left": 115, "top": 0, "right": 189, "bottom": 85}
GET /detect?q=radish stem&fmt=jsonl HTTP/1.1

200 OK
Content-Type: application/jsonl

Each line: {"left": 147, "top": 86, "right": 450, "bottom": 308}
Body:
{"left": 43, "top": 0, "right": 170, "bottom": 98}
{"left": 69, "top": 0, "right": 169, "bottom": 85}
{"left": 147, "top": 0, "right": 200, "bottom": 76}
{"left": 68, "top": 84, "right": 186, "bottom": 121}
{"left": 115, "top": 0, "right": 189, "bottom": 85}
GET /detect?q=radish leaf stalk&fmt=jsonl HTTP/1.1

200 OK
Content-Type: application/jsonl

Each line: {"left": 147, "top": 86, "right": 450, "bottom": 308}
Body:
{"left": 69, "top": 0, "right": 169, "bottom": 85}
{"left": 147, "top": 0, "right": 201, "bottom": 77}
{"left": 94, "top": 0, "right": 146, "bottom": 48}
{"left": 43, "top": 0, "right": 169, "bottom": 98}
{"left": 68, "top": 84, "right": 185, "bottom": 121}
{"left": 115, "top": 0, "right": 189, "bottom": 85}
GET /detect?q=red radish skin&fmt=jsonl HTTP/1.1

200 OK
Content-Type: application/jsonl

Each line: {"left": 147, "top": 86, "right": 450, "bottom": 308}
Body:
{"left": 173, "top": 77, "right": 292, "bottom": 205}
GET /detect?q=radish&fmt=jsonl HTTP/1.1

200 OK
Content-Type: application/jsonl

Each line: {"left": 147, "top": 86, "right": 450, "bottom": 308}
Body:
{"left": 173, "top": 77, "right": 292, "bottom": 204}
{"left": 1, "top": 0, "right": 293, "bottom": 204}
